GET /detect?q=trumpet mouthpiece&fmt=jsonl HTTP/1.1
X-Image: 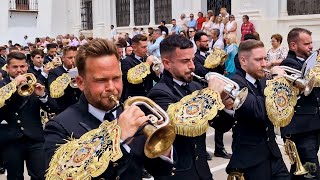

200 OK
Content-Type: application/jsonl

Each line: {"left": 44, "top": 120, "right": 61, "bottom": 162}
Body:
{"left": 109, "top": 95, "right": 120, "bottom": 106}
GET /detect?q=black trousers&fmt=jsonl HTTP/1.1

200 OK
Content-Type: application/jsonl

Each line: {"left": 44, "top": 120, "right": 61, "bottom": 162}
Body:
{"left": 242, "top": 156, "right": 290, "bottom": 180}
{"left": 214, "top": 130, "right": 224, "bottom": 152}
{"left": 2, "top": 136, "right": 45, "bottom": 180}
{"left": 285, "top": 131, "right": 320, "bottom": 180}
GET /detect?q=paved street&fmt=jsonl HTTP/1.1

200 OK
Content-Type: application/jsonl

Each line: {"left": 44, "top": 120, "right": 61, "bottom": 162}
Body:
{"left": 0, "top": 127, "right": 295, "bottom": 180}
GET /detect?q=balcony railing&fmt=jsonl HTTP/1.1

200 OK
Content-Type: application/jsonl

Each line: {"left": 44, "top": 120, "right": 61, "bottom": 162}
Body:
{"left": 9, "top": 0, "right": 38, "bottom": 12}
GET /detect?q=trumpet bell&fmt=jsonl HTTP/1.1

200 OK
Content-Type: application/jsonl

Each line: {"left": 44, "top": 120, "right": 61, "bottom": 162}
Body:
{"left": 17, "top": 73, "right": 37, "bottom": 96}
{"left": 304, "top": 75, "right": 315, "bottom": 96}
{"left": 233, "top": 87, "right": 248, "bottom": 110}
{"left": 144, "top": 124, "right": 176, "bottom": 158}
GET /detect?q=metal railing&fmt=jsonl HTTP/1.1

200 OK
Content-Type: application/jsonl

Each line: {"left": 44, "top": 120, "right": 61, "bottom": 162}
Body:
{"left": 9, "top": 0, "right": 38, "bottom": 11}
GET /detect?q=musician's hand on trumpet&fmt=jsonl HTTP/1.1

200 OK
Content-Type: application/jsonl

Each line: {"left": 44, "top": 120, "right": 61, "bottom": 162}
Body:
{"left": 118, "top": 105, "right": 149, "bottom": 142}
{"left": 14, "top": 74, "right": 27, "bottom": 86}
{"left": 34, "top": 83, "right": 46, "bottom": 97}
{"left": 146, "top": 55, "right": 162, "bottom": 76}
{"left": 269, "top": 66, "right": 286, "bottom": 78}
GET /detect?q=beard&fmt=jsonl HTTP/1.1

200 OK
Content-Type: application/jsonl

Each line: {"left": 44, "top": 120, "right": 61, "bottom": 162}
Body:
{"left": 199, "top": 46, "right": 209, "bottom": 52}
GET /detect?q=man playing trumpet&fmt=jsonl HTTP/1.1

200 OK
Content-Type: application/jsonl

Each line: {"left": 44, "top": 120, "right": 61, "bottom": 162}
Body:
{"left": 48, "top": 46, "right": 81, "bottom": 113}
{"left": 44, "top": 38, "right": 175, "bottom": 180}
{"left": 147, "top": 35, "right": 235, "bottom": 180}
{"left": 0, "top": 51, "right": 57, "bottom": 180}
{"left": 226, "top": 40, "right": 290, "bottom": 179}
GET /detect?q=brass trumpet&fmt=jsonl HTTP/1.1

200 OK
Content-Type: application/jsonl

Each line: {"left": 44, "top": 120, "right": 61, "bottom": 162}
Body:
{"left": 152, "top": 56, "right": 162, "bottom": 72}
{"left": 263, "top": 66, "right": 315, "bottom": 96}
{"left": 45, "top": 57, "right": 62, "bottom": 69}
{"left": 191, "top": 72, "right": 248, "bottom": 110}
{"left": 17, "top": 73, "right": 37, "bottom": 96}
{"left": 227, "top": 171, "right": 245, "bottom": 180}
{"left": 284, "top": 139, "right": 308, "bottom": 175}
{"left": 111, "top": 96, "right": 176, "bottom": 158}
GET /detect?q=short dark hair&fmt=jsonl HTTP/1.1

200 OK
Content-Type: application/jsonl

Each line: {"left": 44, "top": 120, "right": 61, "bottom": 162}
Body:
{"left": 160, "top": 34, "right": 193, "bottom": 58}
{"left": 0, "top": 46, "right": 6, "bottom": 51}
{"left": 238, "top": 40, "right": 264, "bottom": 56}
{"left": 7, "top": 51, "right": 26, "bottom": 65}
{"left": 30, "top": 49, "right": 44, "bottom": 58}
{"left": 172, "top": 19, "right": 176, "bottom": 21}
{"left": 131, "top": 34, "right": 148, "bottom": 45}
{"left": 243, "top": 34, "right": 257, "bottom": 41}
{"left": 62, "top": 46, "right": 77, "bottom": 56}
{"left": 76, "top": 38, "right": 119, "bottom": 76}
{"left": 47, "top": 43, "right": 57, "bottom": 50}
{"left": 287, "top": 27, "right": 312, "bottom": 45}
{"left": 243, "top": 15, "right": 249, "bottom": 20}
{"left": 161, "top": 20, "right": 166, "bottom": 24}
{"left": 271, "top": 34, "right": 283, "bottom": 44}
{"left": 194, "top": 31, "right": 208, "bottom": 42}
{"left": 211, "top": 28, "right": 220, "bottom": 37}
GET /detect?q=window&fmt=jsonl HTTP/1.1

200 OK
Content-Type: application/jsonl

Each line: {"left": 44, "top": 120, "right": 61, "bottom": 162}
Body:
{"left": 9, "top": 0, "right": 38, "bottom": 11}
{"left": 287, "top": 0, "right": 320, "bottom": 15}
{"left": 154, "top": 0, "right": 172, "bottom": 24}
{"left": 207, "top": 0, "right": 231, "bottom": 15}
{"left": 81, "top": 0, "right": 93, "bottom": 30}
{"left": 116, "top": 0, "right": 130, "bottom": 27}
{"left": 134, "top": 0, "right": 150, "bottom": 26}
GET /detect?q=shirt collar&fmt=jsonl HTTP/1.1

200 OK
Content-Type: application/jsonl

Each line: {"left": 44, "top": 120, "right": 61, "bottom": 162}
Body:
{"left": 245, "top": 73, "right": 257, "bottom": 86}
{"left": 200, "top": 51, "right": 206, "bottom": 57}
{"left": 134, "top": 55, "right": 142, "bottom": 61}
{"left": 88, "top": 104, "right": 117, "bottom": 122}
{"left": 296, "top": 56, "right": 305, "bottom": 61}
{"left": 63, "top": 64, "right": 69, "bottom": 71}
{"left": 34, "top": 66, "right": 43, "bottom": 71}
{"left": 173, "top": 78, "right": 187, "bottom": 86}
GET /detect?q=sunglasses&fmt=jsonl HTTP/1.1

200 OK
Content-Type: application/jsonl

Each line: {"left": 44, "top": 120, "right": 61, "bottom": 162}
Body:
{"left": 189, "top": 31, "right": 195, "bottom": 33}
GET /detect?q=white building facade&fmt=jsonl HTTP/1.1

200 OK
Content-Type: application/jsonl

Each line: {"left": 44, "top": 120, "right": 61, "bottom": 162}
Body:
{"left": 0, "top": 0, "right": 319, "bottom": 48}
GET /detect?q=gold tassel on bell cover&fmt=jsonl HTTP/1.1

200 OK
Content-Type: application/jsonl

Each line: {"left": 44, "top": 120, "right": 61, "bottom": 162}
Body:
{"left": 167, "top": 88, "right": 224, "bottom": 137}
{"left": 127, "top": 62, "right": 151, "bottom": 84}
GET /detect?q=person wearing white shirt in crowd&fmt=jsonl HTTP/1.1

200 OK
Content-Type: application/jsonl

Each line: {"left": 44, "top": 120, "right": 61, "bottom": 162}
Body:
{"left": 79, "top": 34, "right": 88, "bottom": 45}
{"left": 178, "top": 13, "right": 188, "bottom": 32}
{"left": 148, "top": 29, "right": 164, "bottom": 57}
{"left": 219, "top": 7, "right": 230, "bottom": 25}
{"left": 211, "top": 15, "right": 225, "bottom": 42}
{"left": 22, "top": 35, "right": 31, "bottom": 47}
{"left": 224, "top": 15, "right": 237, "bottom": 36}
{"left": 201, "top": 14, "right": 213, "bottom": 34}
{"left": 188, "top": 27, "right": 197, "bottom": 53}
{"left": 209, "top": 29, "right": 224, "bottom": 51}
{"left": 68, "top": 34, "right": 79, "bottom": 47}
{"left": 110, "top": 25, "right": 117, "bottom": 40}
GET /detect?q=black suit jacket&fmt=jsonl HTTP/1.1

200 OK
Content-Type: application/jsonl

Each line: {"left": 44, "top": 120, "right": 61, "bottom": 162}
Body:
{"left": 48, "top": 66, "right": 82, "bottom": 114}
{"left": 147, "top": 70, "right": 234, "bottom": 180}
{"left": 44, "top": 55, "right": 53, "bottom": 64}
{"left": 28, "top": 64, "right": 48, "bottom": 87}
{"left": 227, "top": 69, "right": 282, "bottom": 171}
{"left": 0, "top": 76, "right": 57, "bottom": 146}
{"left": 194, "top": 50, "right": 224, "bottom": 85}
{"left": 0, "top": 56, "right": 6, "bottom": 68}
{"left": 280, "top": 50, "right": 320, "bottom": 136}
{"left": 44, "top": 94, "right": 174, "bottom": 180}
{"left": 121, "top": 54, "right": 160, "bottom": 100}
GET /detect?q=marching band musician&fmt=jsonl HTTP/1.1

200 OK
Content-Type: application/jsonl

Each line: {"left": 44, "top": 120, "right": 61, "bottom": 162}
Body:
{"left": 121, "top": 34, "right": 161, "bottom": 101}
{"left": 44, "top": 38, "right": 175, "bottom": 180}
{"left": 0, "top": 51, "right": 57, "bottom": 180}
{"left": 193, "top": 31, "right": 231, "bottom": 160}
{"left": 44, "top": 43, "right": 57, "bottom": 64}
{"left": 28, "top": 49, "right": 51, "bottom": 87}
{"left": 226, "top": 40, "right": 290, "bottom": 179}
{"left": 147, "top": 35, "right": 235, "bottom": 180}
{"left": 280, "top": 28, "right": 320, "bottom": 179}
{"left": 48, "top": 46, "right": 81, "bottom": 114}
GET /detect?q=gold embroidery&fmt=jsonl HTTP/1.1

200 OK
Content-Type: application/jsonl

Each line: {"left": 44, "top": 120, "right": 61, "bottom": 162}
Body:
{"left": 127, "top": 62, "right": 151, "bottom": 84}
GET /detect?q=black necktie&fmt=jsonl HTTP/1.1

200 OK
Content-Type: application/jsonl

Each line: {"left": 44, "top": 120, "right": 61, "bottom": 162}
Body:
{"left": 104, "top": 112, "right": 115, "bottom": 121}
{"left": 255, "top": 80, "right": 262, "bottom": 93}
{"left": 37, "top": 69, "right": 42, "bottom": 74}
{"left": 181, "top": 83, "right": 191, "bottom": 95}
